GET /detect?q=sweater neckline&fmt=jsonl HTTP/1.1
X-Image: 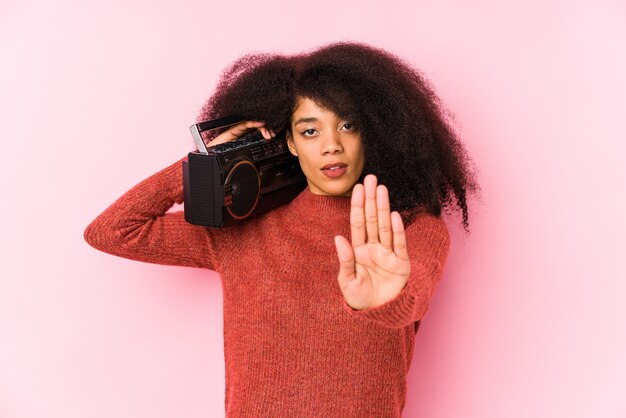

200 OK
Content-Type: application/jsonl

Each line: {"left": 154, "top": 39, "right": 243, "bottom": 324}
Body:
{"left": 289, "top": 186, "right": 352, "bottom": 222}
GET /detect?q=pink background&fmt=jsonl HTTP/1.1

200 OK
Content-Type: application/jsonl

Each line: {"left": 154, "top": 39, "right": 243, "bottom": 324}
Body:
{"left": 1, "top": 0, "right": 625, "bottom": 417}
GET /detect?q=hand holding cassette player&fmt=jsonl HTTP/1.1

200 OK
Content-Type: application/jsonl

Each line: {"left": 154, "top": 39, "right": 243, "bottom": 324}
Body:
{"left": 209, "top": 120, "right": 276, "bottom": 145}
{"left": 182, "top": 115, "right": 307, "bottom": 228}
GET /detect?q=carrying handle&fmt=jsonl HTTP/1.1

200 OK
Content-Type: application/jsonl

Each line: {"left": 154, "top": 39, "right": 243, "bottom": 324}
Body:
{"left": 189, "top": 115, "right": 246, "bottom": 155}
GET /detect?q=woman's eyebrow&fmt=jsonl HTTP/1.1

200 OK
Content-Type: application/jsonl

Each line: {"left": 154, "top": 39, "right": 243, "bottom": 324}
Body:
{"left": 293, "top": 117, "right": 318, "bottom": 126}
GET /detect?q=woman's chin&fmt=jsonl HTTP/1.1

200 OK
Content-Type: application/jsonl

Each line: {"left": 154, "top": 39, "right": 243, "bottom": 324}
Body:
{"left": 307, "top": 180, "right": 356, "bottom": 197}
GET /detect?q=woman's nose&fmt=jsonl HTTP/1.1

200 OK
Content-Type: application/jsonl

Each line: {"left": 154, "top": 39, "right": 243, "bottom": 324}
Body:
{"left": 321, "top": 131, "right": 343, "bottom": 155}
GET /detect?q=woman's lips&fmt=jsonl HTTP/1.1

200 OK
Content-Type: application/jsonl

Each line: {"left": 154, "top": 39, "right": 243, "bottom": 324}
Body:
{"left": 321, "top": 163, "right": 348, "bottom": 178}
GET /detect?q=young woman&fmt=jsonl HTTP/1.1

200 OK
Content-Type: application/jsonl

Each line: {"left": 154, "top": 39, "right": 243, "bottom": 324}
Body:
{"left": 84, "top": 42, "right": 478, "bottom": 417}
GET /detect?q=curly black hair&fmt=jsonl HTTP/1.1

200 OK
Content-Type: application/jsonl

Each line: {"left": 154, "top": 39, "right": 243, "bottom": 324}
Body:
{"left": 198, "top": 42, "right": 480, "bottom": 232}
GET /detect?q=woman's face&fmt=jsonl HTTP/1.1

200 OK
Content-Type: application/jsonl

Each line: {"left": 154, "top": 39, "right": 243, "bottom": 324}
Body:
{"left": 286, "top": 97, "right": 365, "bottom": 197}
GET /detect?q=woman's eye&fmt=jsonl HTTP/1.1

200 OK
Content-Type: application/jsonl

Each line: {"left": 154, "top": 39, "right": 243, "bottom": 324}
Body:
{"left": 342, "top": 123, "right": 354, "bottom": 130}
{"left": 302, "top": 129, "right": 317, "bottom": 136}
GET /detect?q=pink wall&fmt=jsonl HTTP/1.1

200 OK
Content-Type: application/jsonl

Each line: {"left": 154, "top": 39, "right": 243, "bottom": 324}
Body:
{"left": 1, "top": 0, "right": 625, "bottom": 417}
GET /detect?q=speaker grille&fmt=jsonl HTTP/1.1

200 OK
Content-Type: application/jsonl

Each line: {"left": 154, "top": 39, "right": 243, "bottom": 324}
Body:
{"left": 225, "top": 161, "right": 260, "bottom": 219}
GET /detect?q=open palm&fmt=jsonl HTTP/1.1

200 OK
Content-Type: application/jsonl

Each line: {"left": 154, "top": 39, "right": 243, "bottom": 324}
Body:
{"left": 334, "top": 175, "right": 411, "bottom": 311}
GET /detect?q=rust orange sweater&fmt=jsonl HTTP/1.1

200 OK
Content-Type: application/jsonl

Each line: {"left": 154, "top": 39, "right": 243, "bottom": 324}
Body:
{"left": 84, "top": 156, "right": 451, "bottom": 417}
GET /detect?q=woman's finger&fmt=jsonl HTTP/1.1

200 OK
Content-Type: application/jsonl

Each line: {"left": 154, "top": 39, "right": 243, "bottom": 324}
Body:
{"left": 377, "top": 185, "right": 393, "bottom": 250}
{"left": 334, "top": 235, "right": 357, "bottom": 288}
{"left": 350, "top": 183, "right": 366, "bottom": 248}
{"left": 262, "top": 127, "right": 272, "bottom": 140}
{"left": 364, "top": 175, "right": 379, "bottom": 244}
{"left": 391, "top": 211, "right": 408, "bottom": 260}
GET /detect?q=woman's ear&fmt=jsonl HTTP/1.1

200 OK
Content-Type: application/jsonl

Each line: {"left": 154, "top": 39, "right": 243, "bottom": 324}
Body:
{"left": 286, "top": 130, "right": 298, "bottom": 157}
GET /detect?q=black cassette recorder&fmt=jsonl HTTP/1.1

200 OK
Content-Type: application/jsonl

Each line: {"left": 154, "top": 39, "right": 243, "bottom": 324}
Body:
{"left": 182, "top": 115, "right": 307, "bottom": 227}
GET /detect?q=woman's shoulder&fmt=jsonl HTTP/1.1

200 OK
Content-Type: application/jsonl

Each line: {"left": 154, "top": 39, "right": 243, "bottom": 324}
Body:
{"left": 404, "top": 208, "right": 450, "bottom": 250}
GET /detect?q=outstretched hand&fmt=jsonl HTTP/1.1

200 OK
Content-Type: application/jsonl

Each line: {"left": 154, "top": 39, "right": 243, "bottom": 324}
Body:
{"left": 334, "top": 175, "right": 411, "bottom": 311}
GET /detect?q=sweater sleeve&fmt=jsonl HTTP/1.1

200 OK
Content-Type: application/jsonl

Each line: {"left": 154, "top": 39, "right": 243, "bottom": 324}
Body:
{"left": 341, "top": 212, "right": 451, "bottom": 329}
{"left": 83, "top": 156, "right": 225, "bottom": 270}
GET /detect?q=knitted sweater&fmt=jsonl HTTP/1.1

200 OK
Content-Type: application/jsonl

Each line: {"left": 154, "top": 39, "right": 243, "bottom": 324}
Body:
{"left": 84, "top": 156, "right": 451, "bottom": 417}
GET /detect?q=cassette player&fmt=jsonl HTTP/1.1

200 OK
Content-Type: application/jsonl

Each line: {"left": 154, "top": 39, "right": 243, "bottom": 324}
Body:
{"left": 182, "top": 115, "right": 307, "bottom": 227}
